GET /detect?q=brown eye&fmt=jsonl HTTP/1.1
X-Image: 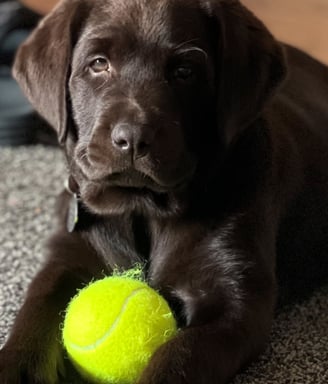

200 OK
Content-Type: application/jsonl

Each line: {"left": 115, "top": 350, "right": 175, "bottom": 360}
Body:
{"left": 173, "top": 65, "right": 194, "bottom": 81}
{"left": 90, "top": 57, "right": 110, "bottom": 73}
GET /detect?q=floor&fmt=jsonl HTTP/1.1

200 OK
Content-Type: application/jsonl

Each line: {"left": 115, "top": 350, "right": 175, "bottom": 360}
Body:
{"left": 242, "top": 0, "right": 328, "bottom": 64}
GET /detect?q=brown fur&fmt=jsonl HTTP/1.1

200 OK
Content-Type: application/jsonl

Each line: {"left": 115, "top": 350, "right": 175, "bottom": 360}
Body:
{"left": 1, "top": 0, "right": 328, "bottom": 382}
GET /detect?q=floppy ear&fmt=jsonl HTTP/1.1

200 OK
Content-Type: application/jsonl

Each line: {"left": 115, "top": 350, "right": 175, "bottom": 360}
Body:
{"left": 13, "top": 0, "right": 91, "bottom": 144}
{"left": 205, "top": 0, "right": 287, "bottom": 144}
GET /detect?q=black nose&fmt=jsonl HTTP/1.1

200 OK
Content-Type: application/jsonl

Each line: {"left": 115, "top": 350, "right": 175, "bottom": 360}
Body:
{"left": 111, "top": 123, "right": 152, "bottom": 158}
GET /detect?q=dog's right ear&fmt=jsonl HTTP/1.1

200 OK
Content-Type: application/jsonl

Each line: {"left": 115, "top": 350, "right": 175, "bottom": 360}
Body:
{"left": 13, "top": 0, "right": 91, "bottom": 144}
{"left": 203, "top": 0, "right": 287, "bottom": 145}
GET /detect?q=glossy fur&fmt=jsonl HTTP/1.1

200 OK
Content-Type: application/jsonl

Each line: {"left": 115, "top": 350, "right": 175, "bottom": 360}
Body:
{"left": 1, "top": 0, "right": 328, "bottom": 383}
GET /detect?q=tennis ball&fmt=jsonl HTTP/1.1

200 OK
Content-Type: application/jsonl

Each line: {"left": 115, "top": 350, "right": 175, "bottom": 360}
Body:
{"left": 62, "top": 276, "right": 177, "bottom": 384}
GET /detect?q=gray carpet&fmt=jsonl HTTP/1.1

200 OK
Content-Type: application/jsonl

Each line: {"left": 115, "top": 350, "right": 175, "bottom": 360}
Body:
{"left": 0, "top": 146, "right": 327, "bottom": 383}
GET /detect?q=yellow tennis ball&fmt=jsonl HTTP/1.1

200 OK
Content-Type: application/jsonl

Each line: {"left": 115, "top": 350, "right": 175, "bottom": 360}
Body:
{"left": 62, "top": 275, "right": 177, "bottom": 384}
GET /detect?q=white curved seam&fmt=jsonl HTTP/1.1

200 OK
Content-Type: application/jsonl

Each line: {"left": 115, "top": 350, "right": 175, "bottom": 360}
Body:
{"left": 68, "top": 287, "right": 145, "bottom": 351}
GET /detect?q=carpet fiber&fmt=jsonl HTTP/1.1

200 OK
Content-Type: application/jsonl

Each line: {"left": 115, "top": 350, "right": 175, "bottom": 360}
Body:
{"left": 0, "top": 146, "right": 327, "bottom": 383}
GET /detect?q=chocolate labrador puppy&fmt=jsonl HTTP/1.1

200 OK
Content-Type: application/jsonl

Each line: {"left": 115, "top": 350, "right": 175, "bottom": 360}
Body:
{"left": 1, "top": 0, "right": 328, "bottom": 383}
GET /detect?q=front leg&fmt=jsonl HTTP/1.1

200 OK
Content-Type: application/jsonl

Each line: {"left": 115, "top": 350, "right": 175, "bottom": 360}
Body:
{"left": 139, "top": 292, "right": 274, "bottom": 384}
{"left": 141, "top": 215, "right": 276, "bottom": 383}
{"left": 0, "top": 230, "right": 106, "bottom": 384}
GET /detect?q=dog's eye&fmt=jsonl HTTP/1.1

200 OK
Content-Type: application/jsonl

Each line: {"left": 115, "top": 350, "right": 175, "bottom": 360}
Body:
{"left": 173, "top": 65, "right": 194, "bottom": 82}
{"left": 89, "top": 57, "right": 110, "bottom": 73}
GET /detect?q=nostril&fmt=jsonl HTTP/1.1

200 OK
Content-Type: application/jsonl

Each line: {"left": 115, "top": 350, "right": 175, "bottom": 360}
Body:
{"left": 136, "top": 141, "right": 150, "bottom": 157}
{"left": 114, "top": 137, "right": 130, "bottom": 150}
{"left": 111, "top": 123, "right": 133, "bottom": 152}
{"left": 111, "top": 122, "right": 153, "bottom": 157}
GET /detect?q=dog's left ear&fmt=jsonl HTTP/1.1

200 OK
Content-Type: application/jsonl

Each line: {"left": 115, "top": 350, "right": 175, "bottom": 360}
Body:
{"left": 13, "top": 0, "right": 91, "bottom": 144}
{"left": 204, "top": 0, "right": 287, "bottom": 144}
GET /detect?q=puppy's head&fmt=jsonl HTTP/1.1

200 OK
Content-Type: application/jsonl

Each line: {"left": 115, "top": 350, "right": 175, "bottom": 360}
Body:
{"left": 14, "top": 0, "right": 286, "bottom": 217}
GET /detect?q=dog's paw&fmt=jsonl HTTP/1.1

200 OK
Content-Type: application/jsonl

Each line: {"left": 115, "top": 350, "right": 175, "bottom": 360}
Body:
{"left": 138, "top": 339, "right": 189, "bottom": 384}
{"left": 0, "top": 345, "right": 64, "bottom": 384}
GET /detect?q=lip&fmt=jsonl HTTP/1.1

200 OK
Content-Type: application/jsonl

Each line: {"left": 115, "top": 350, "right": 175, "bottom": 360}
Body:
{"left": 103, "top": 169, "right": 171, "bottom": 193}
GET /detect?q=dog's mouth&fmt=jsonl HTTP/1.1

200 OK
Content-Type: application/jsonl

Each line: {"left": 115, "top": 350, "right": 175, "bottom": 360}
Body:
{"left": 103, "top": 169, "right": 167, "bottom": 193}
{"left": 73, "top": 165, "right": 197, "bottom": 216}
{"left": 74, "top": 143, "right": 197, "bottom": 198}
{"left": 72, "top": 148, "right": 197, "bottom": 216}
{"left": 103, "top": 169, "right": 189, "bottom": 193}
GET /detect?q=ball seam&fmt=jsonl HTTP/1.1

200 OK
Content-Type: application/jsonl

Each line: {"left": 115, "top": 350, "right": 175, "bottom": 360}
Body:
{"left": 67, "top": 287, "right": 147, "bottom": 351}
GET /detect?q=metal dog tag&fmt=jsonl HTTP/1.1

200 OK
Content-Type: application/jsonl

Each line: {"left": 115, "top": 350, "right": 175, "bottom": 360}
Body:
{"left": 67, "top": 193, "right": 79, "bottom": 233}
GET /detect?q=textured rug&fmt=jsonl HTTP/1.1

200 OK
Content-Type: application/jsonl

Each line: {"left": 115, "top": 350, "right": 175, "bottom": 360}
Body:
{"left": 0, "top": 146, "right": 327, "bottom": 383}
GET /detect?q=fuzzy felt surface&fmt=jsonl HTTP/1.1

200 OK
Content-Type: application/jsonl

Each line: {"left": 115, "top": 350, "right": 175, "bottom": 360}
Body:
{"left": 63, "top": 276, "right": 177, "bottom": 384}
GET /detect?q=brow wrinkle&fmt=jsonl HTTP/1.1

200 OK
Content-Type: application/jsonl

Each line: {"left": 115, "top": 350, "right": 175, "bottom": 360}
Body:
{"left": 175, "top": 46, "right": 208, "bottom": 60}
